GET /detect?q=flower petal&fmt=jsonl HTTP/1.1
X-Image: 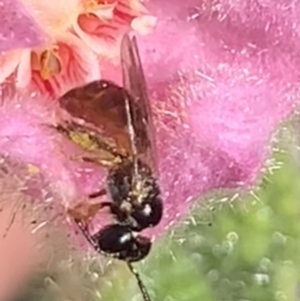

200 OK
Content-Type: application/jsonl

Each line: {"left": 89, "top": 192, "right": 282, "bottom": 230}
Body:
{"left": 31, "top": 32, "right": 101, "bottom": 95}
{"left": 0, "top": 91, "right": 105, "bottom": 232}
{"left": 0, "top": 0, "right": 47, "bottom": 51}
{"left": 0, "top": 51, "right": 21, "bottom": 83}
{"left": 16, "top": 49, "right": 32, "bottom": 89}
{"left": 20, "top": 0, "right": 82, "bottom": 36}
{"left": 93, "top": 3, "right": 117, "bottom": 20}
{"left": 104, "top": 0, "right": 300, "bottom": 235}
{"left": 3, "top": 0, "right": 300, "bottom": 243}
{"left": 131, "top": 15, "right": 157, "bottom": 35}
{"left": 73, "top": 14, "right": 121, "bottom": 59}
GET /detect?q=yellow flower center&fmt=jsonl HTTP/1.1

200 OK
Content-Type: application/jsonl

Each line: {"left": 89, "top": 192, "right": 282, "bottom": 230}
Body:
{"left": 84, "top": 0, "right": 112, "bottom": 11}
{"left": 85, "top": 0, "right": 100, "bottom": 11}
{"left": 32, "top": 46, "right": 62, "bottom": 80}
{"left": 82, "top": 0, "right": 116, "bottom": 20}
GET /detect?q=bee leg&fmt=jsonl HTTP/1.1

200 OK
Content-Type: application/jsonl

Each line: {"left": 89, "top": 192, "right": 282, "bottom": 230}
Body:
{"left": 73, "top": 219, "right": 102, "bottom": 251}
{"left": 89, "top": 188, "right": 107, "bottom": 199}
{"left": 81, "top": 156, "right": 116, "bottom": 168}
{"left": 67, "top": 201, "right": 109, "bottom": 224}
{"left": 86, "top": 200, "right": 126, "bottom": 224}
{"left": 68, "top": 154, "right": 115, "bottom": 168}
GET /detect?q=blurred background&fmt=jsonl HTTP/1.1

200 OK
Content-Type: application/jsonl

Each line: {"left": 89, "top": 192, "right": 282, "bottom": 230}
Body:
{"left": 13, "top": 121, "right": 300, "bottom": 301}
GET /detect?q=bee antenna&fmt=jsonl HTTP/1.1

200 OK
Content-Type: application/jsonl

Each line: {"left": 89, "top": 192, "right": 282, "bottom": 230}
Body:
{"left": 127, "top": 262, "right": 151, "bottom": 301}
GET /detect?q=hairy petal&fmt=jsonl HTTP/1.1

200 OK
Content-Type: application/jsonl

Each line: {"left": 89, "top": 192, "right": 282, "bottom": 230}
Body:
{"left": 122, "top": 0, "right": 300, "bottom": 234}
{"left": 0, "top": 0, "right": 47, "bottom": 51}
{"left": 2, "top": 0, "right": 300, "bottom": 244}
{"left": 0, "top": 93, "right": 103, "bottom": 201}
{"left": 0, "top": 91, "right": 111, "bottom": 251}
{"left": 0, "top": 150, "right": 85, "bottom": 300}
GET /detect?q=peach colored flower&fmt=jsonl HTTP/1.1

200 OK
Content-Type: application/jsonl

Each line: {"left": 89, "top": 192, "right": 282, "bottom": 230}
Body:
{"left": 1, "top": 0, "right": 101, "bottom": 95}
{"left": 72, "top": 0, "right": 157, "bottom": 59}
{"left": 6, "top": 33, "right": 100, "bottom": 95}
{"left": 0, "top": 35, "right": 100, "bottom": 96}
{"left": 22, "top": 0, "right": 157, "bottom": 59}
{"left": 0, "top": 0, "right": 156, "bottom": 95}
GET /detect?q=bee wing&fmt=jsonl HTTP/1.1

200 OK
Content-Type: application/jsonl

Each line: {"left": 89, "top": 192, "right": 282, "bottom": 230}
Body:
{"left": 120, "top": 34, "right": 158, "bottom": 174}
{"left": 58, "top": 80, "right": 135, "bottom": 160}
{"left": 57, "top": 34, "right": 158, "bottom": 173}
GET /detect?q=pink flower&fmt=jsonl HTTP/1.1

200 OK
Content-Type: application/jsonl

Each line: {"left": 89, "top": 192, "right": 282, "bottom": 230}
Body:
{"left": 55, "top": 0, "right": 300, "bottom": 238}
{"left": 133, "top": 0, "right": 300, "bottom": 234}
{"left": 1, "top": 0, "right": 300, "bottom": 258}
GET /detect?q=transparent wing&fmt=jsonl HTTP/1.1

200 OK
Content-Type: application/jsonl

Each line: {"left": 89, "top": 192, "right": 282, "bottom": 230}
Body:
{"left": 57, "top": 34, "right": 158, "bottom": 174}
{"left": 58, "top": 80, "right": 134, "bottom": 159}
{"left": 120, "top": 33, "right": 158, "bottom": 174}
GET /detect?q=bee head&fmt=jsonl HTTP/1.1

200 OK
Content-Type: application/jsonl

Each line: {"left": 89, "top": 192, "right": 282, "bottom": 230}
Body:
{"left": 131, "top": 195, "right": 163, "bottom": 231}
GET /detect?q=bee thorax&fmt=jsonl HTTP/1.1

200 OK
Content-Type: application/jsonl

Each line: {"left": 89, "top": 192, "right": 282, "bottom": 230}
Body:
{"left": 107, "top": 160, "right": 163, "bottom": 231}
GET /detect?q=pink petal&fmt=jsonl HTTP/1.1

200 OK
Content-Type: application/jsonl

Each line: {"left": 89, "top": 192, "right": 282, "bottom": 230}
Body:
{"left": 100, "top": 0, "right": 300, "bottom": 235}
{"left": 73, "top": 14, "right": 121, "bottom": 59}
{"left": 2, "top": 0, "right": 300, "bottom": 246}
{"left": 0, "top": 92, "right": 107, "bottom": 247}
{"left": 0, "top": 116, "right": 93, "bottom": 297}
{"left": 0, "top": 0, "right": 48, "bottom": 51}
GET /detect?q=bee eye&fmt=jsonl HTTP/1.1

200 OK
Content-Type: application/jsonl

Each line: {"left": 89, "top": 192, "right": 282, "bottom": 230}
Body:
{"left": 93, "top": 224, "right": 151, "bottom": 262}
{"left": 131, "top": 197, "right": 163, "bottom": 231}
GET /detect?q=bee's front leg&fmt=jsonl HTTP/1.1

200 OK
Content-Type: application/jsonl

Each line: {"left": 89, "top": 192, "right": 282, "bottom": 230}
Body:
{"left": 67, "top": 199, "right": 109, "bottom": 225}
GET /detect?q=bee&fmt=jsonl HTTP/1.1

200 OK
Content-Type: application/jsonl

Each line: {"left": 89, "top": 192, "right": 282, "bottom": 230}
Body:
{"left": 55, "top": 34, "right": 162, "bottom": 301}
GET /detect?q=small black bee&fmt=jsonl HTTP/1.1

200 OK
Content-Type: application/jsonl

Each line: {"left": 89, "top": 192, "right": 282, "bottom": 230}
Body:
{"left": 55, "top": 34, "right": 162, "bottom": 301}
